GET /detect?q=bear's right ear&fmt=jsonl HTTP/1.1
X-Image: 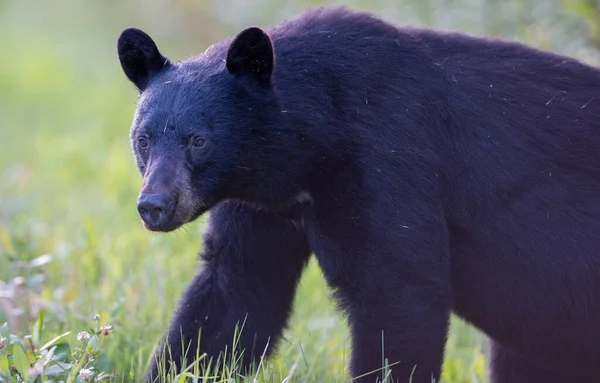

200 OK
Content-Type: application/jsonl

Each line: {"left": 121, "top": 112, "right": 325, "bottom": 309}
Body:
{"left": 117, "top": 28, "right": 171, "bottom": 92}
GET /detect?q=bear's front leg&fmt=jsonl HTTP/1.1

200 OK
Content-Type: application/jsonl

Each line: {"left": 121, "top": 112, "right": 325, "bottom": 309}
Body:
{"left": 310, "top": 195, "right": 452, "bottom": 383}
{"left": 145, "top": 201, "right": 311, "bottom": 382}
{"left": 343, "top": 282, "right": 451, "bottom": 383}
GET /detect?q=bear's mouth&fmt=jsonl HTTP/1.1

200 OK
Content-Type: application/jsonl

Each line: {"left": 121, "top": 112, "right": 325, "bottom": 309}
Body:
{"left": 142, "top": 217, "right": 184, "bottom": 233}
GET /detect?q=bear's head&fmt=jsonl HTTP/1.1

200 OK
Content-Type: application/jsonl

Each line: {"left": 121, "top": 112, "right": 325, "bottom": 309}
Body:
{"left": 118, "top": 26, "right": 306, "bottom": 232}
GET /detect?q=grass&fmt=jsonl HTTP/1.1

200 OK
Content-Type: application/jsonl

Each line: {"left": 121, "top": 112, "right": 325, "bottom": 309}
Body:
{"left": 0, "top": 0, "right": 597, "bottom": 381}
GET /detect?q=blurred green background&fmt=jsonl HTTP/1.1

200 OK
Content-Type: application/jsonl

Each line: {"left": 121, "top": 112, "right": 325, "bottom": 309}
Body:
{"left": 1, "top": 0, "right": 599, "bottom": 381}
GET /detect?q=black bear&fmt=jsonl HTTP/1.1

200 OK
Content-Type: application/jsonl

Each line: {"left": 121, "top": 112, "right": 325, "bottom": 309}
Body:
{"left": 117, "top": 5, "right": 600, "bottom": 383}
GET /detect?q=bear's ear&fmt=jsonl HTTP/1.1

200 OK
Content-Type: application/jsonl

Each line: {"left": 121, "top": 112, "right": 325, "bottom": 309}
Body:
{"left": 226, "top": 26, "right": 274, "bottom": 85}
{"left": 118, "top": 28, "right": 171, "bottom": 92}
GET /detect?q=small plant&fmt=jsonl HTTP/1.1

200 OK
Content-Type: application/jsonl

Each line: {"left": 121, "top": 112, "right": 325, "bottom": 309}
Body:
{"left": 0, "top": 312, "right": 115, "bottom": 383}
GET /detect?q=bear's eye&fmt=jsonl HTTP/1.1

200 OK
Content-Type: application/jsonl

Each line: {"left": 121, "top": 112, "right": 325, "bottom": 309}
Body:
{"left": 192, "top": 137, "right": 206, "bottom": 148}
{"left": 138, "top": 137, "right": 149, "bottom": 149}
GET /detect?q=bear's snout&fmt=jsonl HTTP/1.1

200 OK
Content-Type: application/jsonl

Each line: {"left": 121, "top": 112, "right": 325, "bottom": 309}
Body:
{"left": 137, "top": 193, "right": 176, "bottom": 230}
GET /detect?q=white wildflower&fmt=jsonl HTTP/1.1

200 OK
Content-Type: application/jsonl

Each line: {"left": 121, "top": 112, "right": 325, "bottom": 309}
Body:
{"left": 79, "top": 368, "right": 95, "bottom": 382}
{"left": 77, "top": 331, "right": 91, "bottom": 342}
{"left": 28, "top": 364, "right": 43, "bottom": 378}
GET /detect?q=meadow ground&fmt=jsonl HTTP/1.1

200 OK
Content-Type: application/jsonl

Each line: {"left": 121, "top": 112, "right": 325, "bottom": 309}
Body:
{"left": 1, "top": 1, "right": 598, "bottom": 382}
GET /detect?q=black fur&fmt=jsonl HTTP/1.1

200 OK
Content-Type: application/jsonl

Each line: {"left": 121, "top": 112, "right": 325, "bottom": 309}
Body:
{"left": 146, "top": 202, "right": 311, "bottom": 380}
{"left": 118, "top": 28, "right": 171, "bottom": 91}
{"left": 226, "top": 27, "right": 275, "bottom": 84}
{"left": 117, "top": 6, "right": 600, "bottom": 383}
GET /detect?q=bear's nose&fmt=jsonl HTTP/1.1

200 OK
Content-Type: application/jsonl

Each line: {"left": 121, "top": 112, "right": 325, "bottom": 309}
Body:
{"left": 137, "top": 193, "right": 172, "bottom": 227}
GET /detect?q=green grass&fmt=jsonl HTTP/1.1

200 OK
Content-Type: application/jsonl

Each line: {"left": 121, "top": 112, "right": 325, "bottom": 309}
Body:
{"left": 0, "top": 0, "right": 598, "bottom": 381}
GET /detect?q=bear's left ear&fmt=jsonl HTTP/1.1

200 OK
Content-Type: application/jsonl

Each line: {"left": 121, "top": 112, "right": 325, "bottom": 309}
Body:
{"left": 118, "top": 28, "right": 171, "bottom": 92}
{"left": 226, "top": 27, "right": 274, "bottom": 85}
